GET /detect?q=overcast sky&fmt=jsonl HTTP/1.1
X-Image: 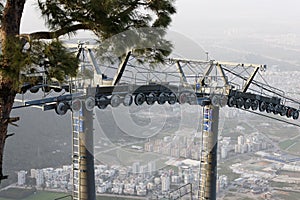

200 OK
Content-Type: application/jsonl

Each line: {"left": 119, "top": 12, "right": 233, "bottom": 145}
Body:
{"left": 20, "top": 0, "right": 300, "bottom": 36}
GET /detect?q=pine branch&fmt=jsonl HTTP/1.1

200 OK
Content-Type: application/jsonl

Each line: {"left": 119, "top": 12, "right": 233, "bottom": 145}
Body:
{"left": 20, "top": 24, "right": 90, "bottom": 40}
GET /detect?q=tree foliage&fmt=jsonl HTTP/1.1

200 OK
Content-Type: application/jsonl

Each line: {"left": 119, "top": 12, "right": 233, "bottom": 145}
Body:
{"left": 29, "top": 40, "right": 79, "bottom": 82}
{"left": 38, "top": 0, "right": 176, "bottom": 38}
{"left": 1, "top": 39, "right": 79, "bottom": 87}
{"left": 0, "top": 0, "right": 176, "bottom": 88}
{"left": 36, "top": 0, "right": 176, "bottom": 69}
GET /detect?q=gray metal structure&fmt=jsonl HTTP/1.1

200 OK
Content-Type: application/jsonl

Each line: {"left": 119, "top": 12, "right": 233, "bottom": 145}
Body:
{"left": 14, "top": 48, "right": 300, "bottom": 200}
{"left": 199, "top": 105, "right": 219, "bottom": 200}
{"left": 72, "top": 90, "right": 96, "bottom": 200}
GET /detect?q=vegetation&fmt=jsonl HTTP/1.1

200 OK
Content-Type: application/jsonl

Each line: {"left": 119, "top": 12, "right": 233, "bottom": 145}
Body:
{"left": 279, "top": 139, "right": 295, "bottom": 150}
{"left": 0, "top": 189, "right": 139, "bottom": 200}
{"left": 218, "top": 159, "right": 241, "bottom": 182}
{"left": 270, "top": 181, "right": 296, "bottom": 188}
{"left": 0, "top": 0, "right": 176, "bottom": 182}
{"left": 275, "top": 191, "right": 300, "bottom": 200}
{"left": 0, "top": 188, "right": 36, "bottom": 199}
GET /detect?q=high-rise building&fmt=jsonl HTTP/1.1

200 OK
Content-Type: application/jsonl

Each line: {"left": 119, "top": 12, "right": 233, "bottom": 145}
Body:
{"left": 17, "top": 170, "right": 27, "bottom": 186}
{"left": 30, "top": 169, "right": 37, "bottom": 178}
{"left": 171, "top": 148, "right": 180, "bottom": 158}
{"left": 161, "top": 174, "right": 170, "bottom": 192}
{"left": 144, "top": 142, "right": 153, "bottom": 152}
{"left": 139, "top": 165, "right": 148, "bottom": 178}
{"left": 242, "top": 144, "right": 248, "bottom": 153}
{"left": 132, "top": 162, "right": 140, "bottom": 174}
{"left": 36, "top": 170, "right": 44, "bottom": 187}
{"left": 171, "top": 175, "right": 180, "bottom": 184}
{"left": 221, "top": 146, "right": 228, "bottom": 159}
{"left": 148, "top": 161, "right": 156, "bottom": 175}
{"left": 237, "top": 135, "right": 244, "bottom": 145}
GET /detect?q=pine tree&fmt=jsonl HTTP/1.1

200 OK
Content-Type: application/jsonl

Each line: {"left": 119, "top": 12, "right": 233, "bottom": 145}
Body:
{"left": 0, "top": 0, "right": 176, "bottom": 181}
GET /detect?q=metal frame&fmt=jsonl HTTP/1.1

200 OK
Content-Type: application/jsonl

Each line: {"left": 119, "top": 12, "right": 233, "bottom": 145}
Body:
{"left": 13, "top": 51, "right": 300, "bottom": 200}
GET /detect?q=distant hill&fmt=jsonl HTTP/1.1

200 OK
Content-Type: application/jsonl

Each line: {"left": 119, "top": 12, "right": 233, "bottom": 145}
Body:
{"left": 5, "top": 104, "right": 72, "bottom": 180}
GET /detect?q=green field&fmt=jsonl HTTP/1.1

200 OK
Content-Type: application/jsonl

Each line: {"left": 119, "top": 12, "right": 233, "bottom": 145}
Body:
{"left": 0, "top": 189, "right": 139, "bottom": 200}
{"left": 218, "top": 158, "right": 242, "bottom": 182}
{"left": 275, "top": 190, "right": 300, "bottom": 200}
{"left": 0, "top": 189, "right": 68, "bottom": 200}
{"left": 279, "top": 136, "right": 300, "bottom": 154}
{"left": 279, "top": 139, "right": 295, "bottom": 150}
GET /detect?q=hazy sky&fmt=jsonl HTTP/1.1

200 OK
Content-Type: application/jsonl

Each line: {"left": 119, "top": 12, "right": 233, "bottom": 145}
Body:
{"left": 172, "top": 0, "right": 300, "bottom": 38}
{"left": 21, "top": 0, "right": 300, "bottom": 36}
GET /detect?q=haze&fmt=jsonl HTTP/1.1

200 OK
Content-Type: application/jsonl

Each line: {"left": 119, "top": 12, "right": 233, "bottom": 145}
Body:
{"left": 20, "top": 0, "right": 300, "bottom": 69}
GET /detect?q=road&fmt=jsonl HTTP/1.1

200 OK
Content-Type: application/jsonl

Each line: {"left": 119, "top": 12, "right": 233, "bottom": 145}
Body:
{"left": 0, "top": 183, "right": 17, "bottom": 192}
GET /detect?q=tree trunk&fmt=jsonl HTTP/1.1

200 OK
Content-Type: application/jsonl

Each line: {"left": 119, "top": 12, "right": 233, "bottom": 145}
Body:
{"left": 0, "top": 85, "right": 16, "bottom": 180}
{"left": 0, "top": 0, "right": 25, "bottom": 181}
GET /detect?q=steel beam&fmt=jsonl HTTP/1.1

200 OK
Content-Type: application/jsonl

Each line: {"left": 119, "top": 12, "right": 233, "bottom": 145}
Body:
{"left": 242, "top": 66, "right": 259, "bottom": 93}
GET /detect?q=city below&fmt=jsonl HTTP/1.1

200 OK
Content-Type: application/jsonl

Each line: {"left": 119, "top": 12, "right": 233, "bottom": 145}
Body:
{"left": 4, "top": 68, "right": 300, "bottom": 200}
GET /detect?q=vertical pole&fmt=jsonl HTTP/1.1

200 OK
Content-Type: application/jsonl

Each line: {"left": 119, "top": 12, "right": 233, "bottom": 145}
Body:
{"left": 190, "top": 183, "right": 193, "bottom": 200}
{"left": 75, "top": 88, "right": 96, "bottom": 200}
{"left": 80, "top": 88, "right": 96, "bottom": 200}
{"left": 199, "top": 105, "right": 219, "bottom": 200}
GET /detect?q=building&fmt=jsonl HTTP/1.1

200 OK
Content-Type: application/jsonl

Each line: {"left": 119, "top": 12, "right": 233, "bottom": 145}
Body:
{"left": 238, "top": 135, "right": 244, "bottom": 145}
{"left": 17, "top": 170, "right": 27, "bottom": 186}
{"left": 161, "top": 174, "right": 170, "bottom": 192}
{"left": 144, "top": 142, "right": 153, "bottom": 152}
{"left": 171, "top": 148, "right": 180, "bottom": 158}
{"left": 148, "top": 161, "right": 156, "bottom": 175}
{"left": 171, "top": 175, "right": 180, "bottom": 184}
{"left": 36, "top": 170, "right": 44, "bottom": 187}
{"left": 30, "top": 169, "right": 37, "bottom": 178}
{"left": 221, "top": 146, "right": 228, "bottom": 159}
{"left": 139, "top": 165, "right": 148, "bottom": 178}
{"left": 136, "top": 183, "right": 147, "bottom": 196}
{"left": 132, "top": 162, "right": 140, "bottom": 174}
